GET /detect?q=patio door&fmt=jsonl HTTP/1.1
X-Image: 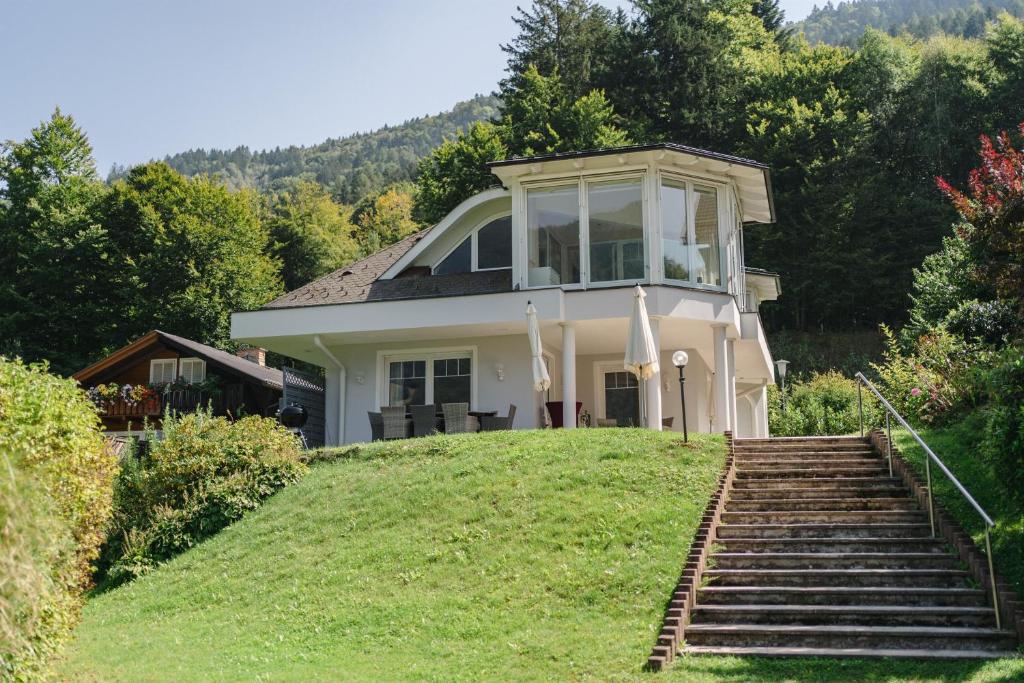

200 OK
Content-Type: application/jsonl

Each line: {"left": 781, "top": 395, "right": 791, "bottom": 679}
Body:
{"left": 602, "top": 370, "right": 640, "bottom": 427}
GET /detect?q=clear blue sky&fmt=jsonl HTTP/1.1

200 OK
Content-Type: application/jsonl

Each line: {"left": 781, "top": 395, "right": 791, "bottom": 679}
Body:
{"left": 1, "top": 0, "right": 819, "bottom": 174}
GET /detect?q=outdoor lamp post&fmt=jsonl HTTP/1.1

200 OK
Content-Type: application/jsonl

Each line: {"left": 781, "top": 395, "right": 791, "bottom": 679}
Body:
{"left": 672, "top": 350, "right": 689, "bottom": 442}
{"left": 775, "top": 359, "right": 790, "bottom": 412}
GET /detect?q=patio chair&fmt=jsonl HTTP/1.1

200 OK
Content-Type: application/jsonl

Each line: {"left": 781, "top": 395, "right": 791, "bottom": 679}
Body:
{"left": 596, "top": 418, "right": 618, "bottom": 428}
{"left": 368, "top": 411, "right": 383, "bottom": 441}
{"left": 410, "top": 404, "right": 440, "bottom": 437}
{"left": 662, "top": 417, "right": 674, "bottom": 429}
{"left": 381, "top": 406, "right": 412, "bottom": 440}
{"left": 481, "top": 404, "right": 517, "bottom": 431}
{"left": 442, "top": 402, "right": 471, "bottom": 434}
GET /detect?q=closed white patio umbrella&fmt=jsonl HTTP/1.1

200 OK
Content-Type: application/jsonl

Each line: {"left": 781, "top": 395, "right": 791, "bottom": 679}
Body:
{"left": 624, "top": 285, "right": 659, "bottom": 380}
{"left": 527, "top": 302, "right": 551, "bottom": 392}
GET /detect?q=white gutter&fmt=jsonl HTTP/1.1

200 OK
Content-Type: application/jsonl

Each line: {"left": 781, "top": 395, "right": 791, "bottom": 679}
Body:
{"left": 313, "top": 335, "right": 346, "bottom": 445}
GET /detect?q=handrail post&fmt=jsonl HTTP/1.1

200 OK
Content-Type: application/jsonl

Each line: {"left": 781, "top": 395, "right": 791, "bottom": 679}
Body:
{"left": 885, "top": 412, "right": 893, "bottom": 478}
{"left": 985, "top": 527, "right": 1002, "bottom": 629}
{"left": 857, "top": 379, "right": 864, "bottom": 438}
{"left": 924, "top": 454, "right": 936, "bottom": 538}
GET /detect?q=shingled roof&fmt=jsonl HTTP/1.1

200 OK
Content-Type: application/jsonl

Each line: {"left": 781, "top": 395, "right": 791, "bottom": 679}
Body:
{"left": 261, "top": 229, "right": 514, "bottom": 309}
{"left": 73, "top": 330, "right": 285, "bottom": 390}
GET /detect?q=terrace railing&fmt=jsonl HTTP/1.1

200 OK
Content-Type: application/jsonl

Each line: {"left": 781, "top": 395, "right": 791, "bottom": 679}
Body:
{"left": 854, "top": 371, "right": 1001, "bottom": 628}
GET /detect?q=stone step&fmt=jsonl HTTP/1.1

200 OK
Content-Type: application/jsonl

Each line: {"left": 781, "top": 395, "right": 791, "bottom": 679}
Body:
{"left": 728, "top": 486, "right": 909, "bottom": 500}
{"left": 735, "top": 446, "right": 879, "bottom": 455}
{"left": 736, "top": 459, "right": 887, "bottom": 472}
{"left": 683, "top": 624, "right": 1017, "bottom": 651}
{"left": 733, "top": 456, "right": 884, "bottom": 466}
{"left": 710, "top": 552, "right": 961, "bottom": 570}
{"left": 735, "top": 467, "right": 891, "bottom": 480}
{"left": 682, "top": 645, "right": 1016, "bottom": 660}
{"left": 727, "top": 497, "right": 919, "bottom": 512}
{"left": 717, "top": 537, "right": 949, "bottom": 554}
{"left": 690, "top": 604, "right": 997, "bottom": 628}
{"left": 732, "top": 477, "right": 904, "bottom": 490}
{"left": 737, "top": 437, "right": 867, "bottom": 446}
{"left": 720, "top": 510, "right": 927, "bottom": 525}
{"left": 716, "top": 523, "right": 932, "bottom": 539}
{"left": 703, "top": 568, "right": 971, "bottom": 588}
{"left": 697, "top": 586, "right": 989, "bottom": 607}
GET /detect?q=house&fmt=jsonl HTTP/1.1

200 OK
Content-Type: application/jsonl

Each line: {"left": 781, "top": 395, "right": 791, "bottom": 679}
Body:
{"left": 231, "top": 143, "right": 780, "bottom": 445}
{"left": 73, "top": 330, "right": 324, "bottom": 444}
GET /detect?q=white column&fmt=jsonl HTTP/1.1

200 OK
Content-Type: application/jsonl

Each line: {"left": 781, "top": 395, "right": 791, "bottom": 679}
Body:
{"left": 757, "top": 381, "right": 769, "bottom": 438}
{"left": 561, "top": 322, "right": 576, "bottom": 429}
{"left": 647, "top": 317, "right": 663, "bottom": 430}
{"left": 726, "top": 338, "right": 737, "bottom": 434}
{"left": 712, "top": 324, "right": 729, "bottom": 433}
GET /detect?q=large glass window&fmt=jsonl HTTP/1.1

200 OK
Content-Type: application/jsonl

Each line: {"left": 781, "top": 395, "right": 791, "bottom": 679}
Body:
{"left": 588, "top": 179, "right": 645, "bottom": 283}
{"left": 661, "top": 180, "right": 690, "bottom": 282}
{"left": 660, "top": 179, "right": 723, "bottom": 288}
{"left": 388, "top": 360, "right": 426, "bottom": 406}
{"left": 527, "top": 184, "right": 580, "bottom": 287}
{"left": 477, "top": 216, "right": 512, "bottom": 270}
{"left": 604, "top": 371, "right": 640, "bottom": 427}
{"left": 693, "top": 185, "right": 721, "bottom": 287}
{"left": 433, "top": 357, "right": 472, "bottom": 405}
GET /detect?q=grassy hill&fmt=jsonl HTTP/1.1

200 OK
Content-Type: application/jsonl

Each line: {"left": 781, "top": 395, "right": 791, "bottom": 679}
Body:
{"left": 59, "top": 430, "right": 1023, "bottom": 681}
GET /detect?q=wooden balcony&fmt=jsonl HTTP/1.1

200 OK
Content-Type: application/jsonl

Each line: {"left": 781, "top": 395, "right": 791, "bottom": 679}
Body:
{"left": 96, "top": 384, "right": 245, "bottom": 420}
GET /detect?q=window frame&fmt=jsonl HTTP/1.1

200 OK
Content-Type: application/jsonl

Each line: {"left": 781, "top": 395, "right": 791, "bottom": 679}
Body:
{"left": 376, "top": 346, "right": 478, "bottom": 408}
{"left": 522, "top": 171, "right": 650, "bottom": 291}
{"left": 178, "top": 357, "right": 207, "bottom": 384}
{"left": 592, "top": 361, "right": 641, "bottom": 423}
{"left": 149, "top": 358, "right": 177, "bottom": 384}
{"left": 431, "top": 212, "right": 514, "bottom": 275}
{"left": 656, "top": 170, "right": 730, "bottom": 292}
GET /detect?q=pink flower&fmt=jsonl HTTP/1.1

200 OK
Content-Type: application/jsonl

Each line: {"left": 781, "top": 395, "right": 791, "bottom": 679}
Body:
{"left": 910, "top": 387, "right": 922, "bottom": 397}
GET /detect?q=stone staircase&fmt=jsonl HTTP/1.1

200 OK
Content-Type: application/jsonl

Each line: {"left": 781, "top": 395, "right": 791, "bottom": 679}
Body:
{"left": 683, "top": 436, "right": 1019, "bottom": 659}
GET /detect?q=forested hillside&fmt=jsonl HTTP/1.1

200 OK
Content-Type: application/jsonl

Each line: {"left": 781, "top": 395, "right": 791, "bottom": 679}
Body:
{"left": 795, "top": 0, "right": 1024, "bottom": 45}
{"left": 114, "top": 95, "right": 499, "bottom": 204}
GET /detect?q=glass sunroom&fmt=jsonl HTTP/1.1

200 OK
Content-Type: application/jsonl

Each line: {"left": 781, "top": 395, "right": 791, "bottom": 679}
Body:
{"left": 502, "top": 152, "right": 748, "bottom": 298}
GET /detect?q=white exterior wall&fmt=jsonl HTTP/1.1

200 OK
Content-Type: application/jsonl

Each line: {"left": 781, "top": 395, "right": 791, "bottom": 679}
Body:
{"left": 323, "top": 334, "right": 540, "bottom": 445}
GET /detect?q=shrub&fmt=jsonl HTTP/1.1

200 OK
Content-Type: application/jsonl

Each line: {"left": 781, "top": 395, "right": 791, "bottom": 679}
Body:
{"left": 872, "top": 324, "right": 980, "bottom": 425}
{"left": 978, "top": 347, "right": 1024, "bottom": 502}
{"left": 769, "top": 371, "right": 878, "bottom": 436}
{"left": 100, "top": 410, "right": 306, "bottom": 586}
{"left": 0, "top": 358, "right": 117, "bottom": 679}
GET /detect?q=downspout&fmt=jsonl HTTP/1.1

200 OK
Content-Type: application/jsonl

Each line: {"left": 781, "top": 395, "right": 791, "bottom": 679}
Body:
{"left": 313, "top": 335, "right": 346, "bottom": 445}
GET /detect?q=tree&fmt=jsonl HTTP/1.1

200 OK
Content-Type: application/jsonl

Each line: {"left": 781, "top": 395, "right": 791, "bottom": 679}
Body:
{"left": 499, "top": 0, "right": 618, "bottom": 101}
{"left": 355, "top": 184, "right": 421, "bottom": 253}
{"left": 101, "top": 163, "right": 282, "bottom": 352}
{"left": 937, "top": 122, "right": 1024, "bottom": 316}
{"left": 413, "top": 122, "right": 508, "bottom": 225}
{"left": 0, "top": 109, "right": 113, "bottom": 373}
{"left": 266, "top": 181, "right": 360, "bottom": 290}
{"left": 609, "top": 0, "right": 744, "bottom": 147}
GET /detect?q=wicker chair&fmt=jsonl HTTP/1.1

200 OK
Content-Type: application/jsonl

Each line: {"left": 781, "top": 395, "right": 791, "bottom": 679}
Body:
{"left": 410, "top": 404, "right": 440, "bottom": 437}
{"left": 662, "top": 416, "right": 675, "bottom": 429}
{"left": 442, "top": 402, "right": 471, "bottom": 434}
{"left": 596, "top": 418, "right": 618, "bottom": 428}
{"left": 368, "top": 411, "right": 384, "bottom": 441}
{"left": 381, "top": 406, "right": 412, "bottom": 440}
{"left": 481, "top": 404, "right": 517, "bottom": 431}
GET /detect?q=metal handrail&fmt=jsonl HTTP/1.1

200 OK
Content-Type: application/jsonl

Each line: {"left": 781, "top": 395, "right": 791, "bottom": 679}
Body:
{"left": 854, "top": 371, "right": 1001, "bottom": 628}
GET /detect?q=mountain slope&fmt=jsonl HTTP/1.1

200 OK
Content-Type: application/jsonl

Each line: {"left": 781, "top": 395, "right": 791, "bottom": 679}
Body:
{"left": 794, "top": 0, "right": 1024, "bottom": 45}
{"left": 112, "top": 94, "right": 500, "bottom": 203}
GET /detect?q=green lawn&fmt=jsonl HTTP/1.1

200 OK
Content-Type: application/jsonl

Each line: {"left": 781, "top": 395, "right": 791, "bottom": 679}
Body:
{"left": 59, "top": 429, "right": 1022, "bottom": 682}
{"left": 894, "top": 414, "right": 1024, "bottom": 602}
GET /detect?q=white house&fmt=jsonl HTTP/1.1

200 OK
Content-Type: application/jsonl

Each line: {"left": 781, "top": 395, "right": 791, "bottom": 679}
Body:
{"left": 231, "top": 143, "right": 780, "bottom": 445}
